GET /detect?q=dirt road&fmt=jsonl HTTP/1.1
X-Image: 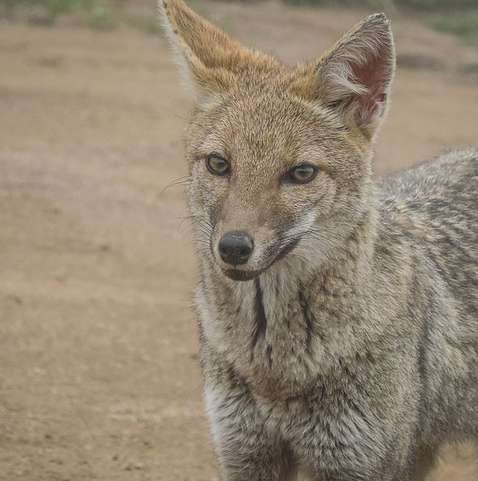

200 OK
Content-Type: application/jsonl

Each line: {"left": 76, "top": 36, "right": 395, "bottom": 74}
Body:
{"left": 0, "top": 2, "right": 477, "bottom": 480}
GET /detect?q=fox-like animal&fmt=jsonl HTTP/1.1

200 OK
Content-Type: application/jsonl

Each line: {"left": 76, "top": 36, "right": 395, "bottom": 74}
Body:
{"left": 160, "top": 1, "right": 478, "bottom": 480}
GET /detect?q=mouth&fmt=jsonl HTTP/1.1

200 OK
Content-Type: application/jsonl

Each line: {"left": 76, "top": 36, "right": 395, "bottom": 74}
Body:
{"left": 223, "top": 269, "right": 261, "bottom": 281}
{"left": 222, "top": 238, "right": 300, "bottom": 282}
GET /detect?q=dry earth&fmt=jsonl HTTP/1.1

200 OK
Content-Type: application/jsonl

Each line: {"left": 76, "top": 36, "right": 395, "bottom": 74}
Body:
{"left": 0, "top": 1, "right": 477, "bottom": 480}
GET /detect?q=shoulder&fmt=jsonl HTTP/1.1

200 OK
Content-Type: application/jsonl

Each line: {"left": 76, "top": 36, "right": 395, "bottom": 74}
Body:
{"left": 377, "top": 147, "right": 478, "bottom": 214}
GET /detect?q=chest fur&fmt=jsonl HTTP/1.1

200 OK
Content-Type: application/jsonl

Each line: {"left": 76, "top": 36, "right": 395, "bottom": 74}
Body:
{"left": 197, "top": 266, "right": 371, "bottom": 399}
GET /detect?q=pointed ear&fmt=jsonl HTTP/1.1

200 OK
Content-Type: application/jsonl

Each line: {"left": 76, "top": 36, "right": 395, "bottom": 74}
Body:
{"left": 159, "top": 0, "right": 272, "bottom": 97}
{"left": 294, "top": 14, "right": 395, "bottom": 139}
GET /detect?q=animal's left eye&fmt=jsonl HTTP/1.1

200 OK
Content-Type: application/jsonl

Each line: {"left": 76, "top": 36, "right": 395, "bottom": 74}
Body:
{"left": 283, "top": 163, "right": 318, "bottom": 185}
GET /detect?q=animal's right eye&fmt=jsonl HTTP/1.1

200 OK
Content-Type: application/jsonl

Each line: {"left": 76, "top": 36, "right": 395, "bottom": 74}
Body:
{"left": 206, "top": 154, "right": 230, "bottom": 177}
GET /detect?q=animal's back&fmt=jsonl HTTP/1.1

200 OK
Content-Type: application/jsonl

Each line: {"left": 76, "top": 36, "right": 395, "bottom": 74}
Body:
{"left": 380, "top": 147, "right": 478, "bottom": 309}
{"left": 379, "top": 148, "right": 478, "bottom": 440}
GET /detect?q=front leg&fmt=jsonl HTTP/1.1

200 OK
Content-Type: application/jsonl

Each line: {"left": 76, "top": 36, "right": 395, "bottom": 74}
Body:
{"left": 205, "top": 381, "right": 296, "bottom": 481}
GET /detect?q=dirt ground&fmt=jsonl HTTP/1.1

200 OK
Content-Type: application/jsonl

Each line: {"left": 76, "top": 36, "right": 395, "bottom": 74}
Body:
{"left": 0, "top": 1, "right": 477, "bottom": 480}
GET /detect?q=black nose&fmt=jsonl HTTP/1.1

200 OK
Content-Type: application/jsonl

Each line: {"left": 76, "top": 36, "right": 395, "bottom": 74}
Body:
{"left": 218, "top": 231, "right": 254, "bottom": 265}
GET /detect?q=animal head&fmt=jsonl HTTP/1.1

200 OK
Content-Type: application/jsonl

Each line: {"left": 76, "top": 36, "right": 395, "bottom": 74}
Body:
{"left": 160, "top": 0, "right": 395, "bottom": 281}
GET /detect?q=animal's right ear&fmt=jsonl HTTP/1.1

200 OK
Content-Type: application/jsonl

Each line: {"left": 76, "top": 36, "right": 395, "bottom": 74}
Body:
{"left": 159, "top": 0, "right": 266, "bottom": 98}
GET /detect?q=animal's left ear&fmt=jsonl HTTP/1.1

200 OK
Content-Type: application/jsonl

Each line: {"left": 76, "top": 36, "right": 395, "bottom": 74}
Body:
{"left": 294, "top": 13, "right": 395, "bottom": 139}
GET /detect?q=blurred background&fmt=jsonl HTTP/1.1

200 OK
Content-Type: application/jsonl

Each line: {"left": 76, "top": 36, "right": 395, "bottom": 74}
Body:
{"left": 0, "top": 0, "right": 477, "bottom": 480}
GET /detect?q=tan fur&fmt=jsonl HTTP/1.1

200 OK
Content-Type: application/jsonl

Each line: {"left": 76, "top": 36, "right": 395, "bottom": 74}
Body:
{"left": 160, "top": 0, "right": 279, "bottom": 96}
{"left": 426, "top": 443, "right": 478, "bottom": 481}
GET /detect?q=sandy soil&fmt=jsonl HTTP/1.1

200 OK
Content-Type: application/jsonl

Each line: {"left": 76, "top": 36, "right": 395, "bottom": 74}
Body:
{"left": 0, "top": 2, "right": 477, "bottom": 480}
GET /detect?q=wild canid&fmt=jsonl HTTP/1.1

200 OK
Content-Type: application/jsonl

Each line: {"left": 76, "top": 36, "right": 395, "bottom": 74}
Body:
{"left": 160, "top": 1, "right": 478, "bottom": 480}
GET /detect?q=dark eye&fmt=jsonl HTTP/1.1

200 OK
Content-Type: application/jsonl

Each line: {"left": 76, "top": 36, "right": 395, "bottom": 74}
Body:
{"left": 206, "top": 153, "right": 230, "bottom": 176}
{"left": 284, "top": 163, "right": 318, "bottom": 184}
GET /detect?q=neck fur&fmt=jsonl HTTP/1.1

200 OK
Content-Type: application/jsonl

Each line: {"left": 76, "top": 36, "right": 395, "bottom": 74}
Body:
{"left": 196, "top": 200, "right": 379, "bottom": 398}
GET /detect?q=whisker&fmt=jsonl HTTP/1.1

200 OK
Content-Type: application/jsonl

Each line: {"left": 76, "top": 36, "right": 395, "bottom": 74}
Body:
{"left": 159, "top": 176, "right": 191, "bottom": 196}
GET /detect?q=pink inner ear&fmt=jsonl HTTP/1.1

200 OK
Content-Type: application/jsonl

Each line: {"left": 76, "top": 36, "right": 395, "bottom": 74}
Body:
{"left": 351, "top": 52, "right": 390, "bottom": 122}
